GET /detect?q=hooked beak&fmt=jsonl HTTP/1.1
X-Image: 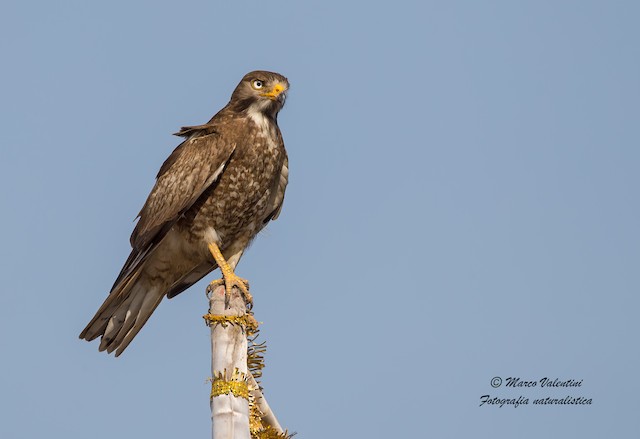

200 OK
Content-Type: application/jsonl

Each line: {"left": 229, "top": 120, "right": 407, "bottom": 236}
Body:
{"left": 260, "top": 82, "right": 287, "bottom": 100}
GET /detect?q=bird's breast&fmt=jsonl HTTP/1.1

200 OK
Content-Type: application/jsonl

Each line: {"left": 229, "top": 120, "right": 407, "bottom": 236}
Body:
{"left": 181, "top": 129, "right": 285, "bottom": 249}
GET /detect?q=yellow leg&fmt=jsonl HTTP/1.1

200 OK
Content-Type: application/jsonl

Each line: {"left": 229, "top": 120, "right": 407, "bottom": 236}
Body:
{"left": 207, "top": 243, "right": 253, "bottom": 306}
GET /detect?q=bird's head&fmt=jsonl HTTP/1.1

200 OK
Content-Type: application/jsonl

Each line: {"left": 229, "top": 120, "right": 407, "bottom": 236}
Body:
{"left": 228, "top": 70, "right": 289, "bottom": 118}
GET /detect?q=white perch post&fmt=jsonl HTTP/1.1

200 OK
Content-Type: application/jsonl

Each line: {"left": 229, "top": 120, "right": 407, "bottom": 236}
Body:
{"left": 207, "top": 285, "right": 251, "bottom": 439}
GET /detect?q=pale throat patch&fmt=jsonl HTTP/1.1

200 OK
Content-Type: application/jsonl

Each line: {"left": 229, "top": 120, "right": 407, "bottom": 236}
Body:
{"left": 246, "top": 101, "right": 272, "bottom": 132}
{"left": 246, "top": 103, "right": 279, "bottom": 151}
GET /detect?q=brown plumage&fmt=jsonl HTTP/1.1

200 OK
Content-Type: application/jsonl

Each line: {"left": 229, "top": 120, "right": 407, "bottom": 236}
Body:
{"left": 79, "top": 71, "right": 289, "bottom": 356}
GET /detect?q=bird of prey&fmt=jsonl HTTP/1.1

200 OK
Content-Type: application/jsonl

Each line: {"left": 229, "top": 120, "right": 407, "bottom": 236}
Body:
{"left": 79, "top": 71, "right": 289, "bottom": 356}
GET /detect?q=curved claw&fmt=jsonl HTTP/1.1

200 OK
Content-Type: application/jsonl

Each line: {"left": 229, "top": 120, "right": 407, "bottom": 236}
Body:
{"left": 207, "top": 275, "right": 253, "bottom": 308}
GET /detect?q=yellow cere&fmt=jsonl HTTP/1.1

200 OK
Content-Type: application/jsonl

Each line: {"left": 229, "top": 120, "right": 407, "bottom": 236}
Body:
{"left": 262, "top": 83, "right": 285, "bottom": 99}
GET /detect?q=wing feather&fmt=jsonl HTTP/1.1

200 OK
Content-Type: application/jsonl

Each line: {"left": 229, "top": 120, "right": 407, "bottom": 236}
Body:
{"left": 131, "top": 133, "right": 236, "bottom": 250}
{"left": 264, "top": 154, "right": 289, "bottom": 223}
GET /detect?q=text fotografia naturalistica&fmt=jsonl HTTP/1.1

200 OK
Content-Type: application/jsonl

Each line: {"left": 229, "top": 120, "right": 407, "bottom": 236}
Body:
{"left": 479, "top": 395, "right": 592, "bottom": 408}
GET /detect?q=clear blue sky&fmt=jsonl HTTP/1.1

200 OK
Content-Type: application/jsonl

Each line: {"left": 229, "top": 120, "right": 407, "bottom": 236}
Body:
{"left": 1, "top": 1, "right": 639, "bottom": 437}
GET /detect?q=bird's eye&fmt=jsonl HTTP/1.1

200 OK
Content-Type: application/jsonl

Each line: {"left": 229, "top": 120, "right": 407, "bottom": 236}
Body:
{"left": 252, "top": 80, "right": 264, "bottom": 89}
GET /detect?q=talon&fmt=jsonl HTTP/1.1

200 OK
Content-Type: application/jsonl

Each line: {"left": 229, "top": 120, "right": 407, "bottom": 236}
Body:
{"left": 207, "top": 276, "right": 252, "bottom": 306}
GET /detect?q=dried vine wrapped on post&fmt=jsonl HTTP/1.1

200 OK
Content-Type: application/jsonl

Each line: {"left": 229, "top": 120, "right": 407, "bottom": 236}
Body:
{"left": 205, "top": 285, "right": 291, "bottom": 439}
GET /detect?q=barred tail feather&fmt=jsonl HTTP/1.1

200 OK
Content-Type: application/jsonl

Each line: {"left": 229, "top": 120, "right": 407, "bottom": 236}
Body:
{"left": 79, "top": 273, "right": 165, "bottom": 356}
{"left": 79, "top": 268, "right": 142, "bottom": 342}
{"left": 105, "top": 284, "right": 164, "bottom": 356}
